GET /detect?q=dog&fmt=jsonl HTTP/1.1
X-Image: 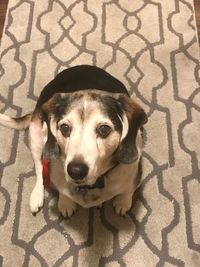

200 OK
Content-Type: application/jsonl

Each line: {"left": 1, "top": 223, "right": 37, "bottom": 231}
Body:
{"left": 0, "top": 65, "right": 147, "bottom": 217}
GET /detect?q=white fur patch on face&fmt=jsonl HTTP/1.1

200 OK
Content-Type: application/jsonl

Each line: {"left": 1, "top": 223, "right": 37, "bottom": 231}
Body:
{"left": 49, "top": 94, "right": 123, "bottom": 185}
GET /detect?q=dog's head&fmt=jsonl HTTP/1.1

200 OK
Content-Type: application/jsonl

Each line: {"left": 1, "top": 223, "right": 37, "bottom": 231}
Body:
{"left": 41, "top": 91, "right": 147, "bottom": 186}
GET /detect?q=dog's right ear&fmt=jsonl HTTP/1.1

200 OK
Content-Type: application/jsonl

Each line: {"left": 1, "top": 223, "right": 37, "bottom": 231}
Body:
{"left": 40, "top": 95, "right": 61, "bottom": 160}
{"left": 115, "top": 95, "right": 148, "bottom": 164}
{"left": 42, "top": 127, "right": 60, "bottom": 160}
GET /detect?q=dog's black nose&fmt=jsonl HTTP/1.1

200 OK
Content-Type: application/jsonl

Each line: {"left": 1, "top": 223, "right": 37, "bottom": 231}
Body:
{"left": 67, "top": 162, "right": 89, "bottom": 180}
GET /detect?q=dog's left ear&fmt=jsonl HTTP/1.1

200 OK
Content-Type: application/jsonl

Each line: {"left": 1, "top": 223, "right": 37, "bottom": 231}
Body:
{"left": 116, "top": 95, "right": 148, "bottom": 164}
{"left": 41, "top": 95, "right": 61, "bottom": 160}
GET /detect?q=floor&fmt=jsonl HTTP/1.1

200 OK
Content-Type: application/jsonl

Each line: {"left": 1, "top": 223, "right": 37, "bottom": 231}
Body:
{"left": 0, "top": 0, "right": 200, "bottom": 42}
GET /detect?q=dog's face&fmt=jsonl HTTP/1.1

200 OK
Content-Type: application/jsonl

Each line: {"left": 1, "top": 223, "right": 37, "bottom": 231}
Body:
{"left": 42, "top": 91, "right": 147, "bottom": 186}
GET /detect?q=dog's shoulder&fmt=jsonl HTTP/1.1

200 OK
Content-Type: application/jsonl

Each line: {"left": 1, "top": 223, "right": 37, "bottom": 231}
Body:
{"left": 35, "top": 65, "right": 129, "bottom": 110}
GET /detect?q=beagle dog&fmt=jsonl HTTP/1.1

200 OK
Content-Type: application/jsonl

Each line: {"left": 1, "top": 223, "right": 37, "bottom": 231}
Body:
{"left": 0, "top": 65, "right": 147, "bottom": 217}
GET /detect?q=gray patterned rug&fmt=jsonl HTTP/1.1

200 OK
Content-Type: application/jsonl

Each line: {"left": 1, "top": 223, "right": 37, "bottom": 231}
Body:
{"left": 0, "top": 0, "right": 200, "bottom": 266}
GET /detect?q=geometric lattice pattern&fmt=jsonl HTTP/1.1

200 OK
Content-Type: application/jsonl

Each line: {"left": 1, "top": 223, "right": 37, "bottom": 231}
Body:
{"left": 0, "top": 0, "right": 200, "bottom": 266}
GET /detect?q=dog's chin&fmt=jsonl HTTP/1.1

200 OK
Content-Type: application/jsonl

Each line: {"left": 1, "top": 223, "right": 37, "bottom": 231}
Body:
{"left": 67, "top": 178, "right": 98, "bottom": 195}
{"left": 63, "top": 173, "right": 95, "bottom": 186}
{"left": 73, "top": 177, "right": 98, "bottom": 187}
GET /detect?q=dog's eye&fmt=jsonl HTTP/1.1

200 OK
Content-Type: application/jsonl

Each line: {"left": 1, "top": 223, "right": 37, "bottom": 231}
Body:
{"left": 60, "top": 123, "right": 71, "bottom": 137}
{"left": 96, "top": 125, "right": 112, "bottom": 138}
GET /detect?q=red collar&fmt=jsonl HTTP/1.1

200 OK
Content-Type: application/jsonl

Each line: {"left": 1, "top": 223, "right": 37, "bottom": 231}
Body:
{"left": 42, "top": 159, "right": 50, "bottom": 188}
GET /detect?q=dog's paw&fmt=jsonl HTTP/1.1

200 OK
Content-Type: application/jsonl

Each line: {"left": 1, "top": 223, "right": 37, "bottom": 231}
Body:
{"left": 58, "top": 195, "right": 77, "bottom": 218}
{"left": 30, "top": 186, "right": 44, "bottom": 214}
{"left": 113, "top": 195, "right": 132, "bottom": 216}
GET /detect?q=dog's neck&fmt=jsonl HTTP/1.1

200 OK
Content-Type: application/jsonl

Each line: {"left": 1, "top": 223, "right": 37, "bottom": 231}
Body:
{"left": 76, "top": 163, "right": 119, "bottom": 193}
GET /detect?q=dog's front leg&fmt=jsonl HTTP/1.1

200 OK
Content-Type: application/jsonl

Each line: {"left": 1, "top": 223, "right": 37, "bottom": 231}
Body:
{"left": 113, "top": 192, "right": 133, "bottom": 216}
{"left": 58, "top": 193, "right": 77, "bottom": 218}
{"left": 29, "top": 119, "right": 45, "bottom": 214}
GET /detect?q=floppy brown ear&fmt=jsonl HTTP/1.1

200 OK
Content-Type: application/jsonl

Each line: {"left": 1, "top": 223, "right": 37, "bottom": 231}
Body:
{"left": 43, "top": 127, "right": 60, "bottom": 160}
{"left": 116, "top": 95, "right": 147, "bottom": 164}
{"left": 41, "top": 95, "right": 61, "bottom": 160}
